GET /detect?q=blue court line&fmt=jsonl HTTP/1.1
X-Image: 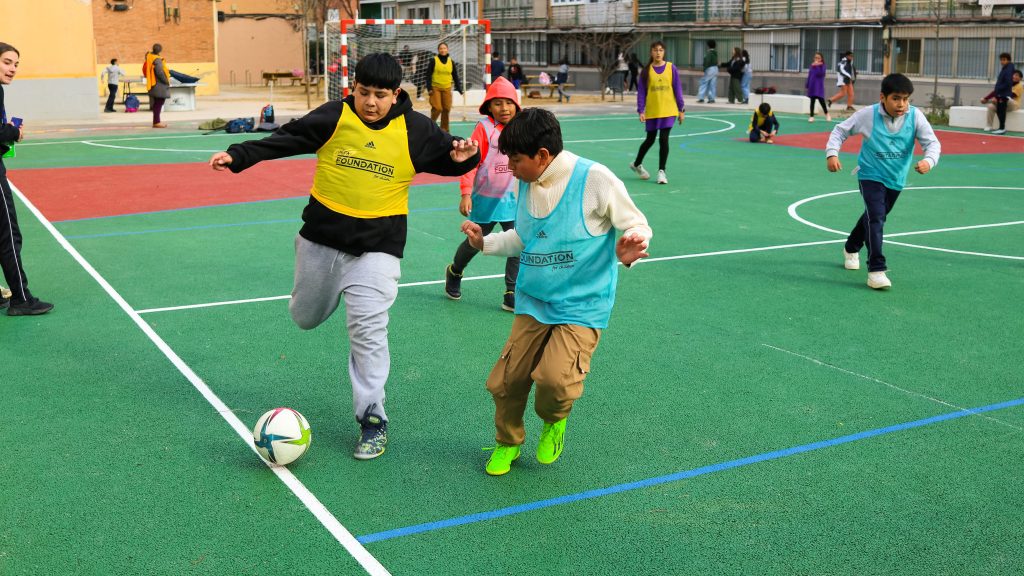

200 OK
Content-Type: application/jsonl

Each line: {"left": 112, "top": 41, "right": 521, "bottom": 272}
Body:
{"left": 356, "top": 395, "right": 1024, "bottom": 545}
{"left": 60, "top": 205, "right": 459, "bottom": 239}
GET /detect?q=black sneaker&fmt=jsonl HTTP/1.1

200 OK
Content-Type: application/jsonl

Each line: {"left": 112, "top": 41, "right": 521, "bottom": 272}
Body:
{"left": 7, "top": 298, "right": 53, "bottom": 316}
{"left": 501, "top": 290, "right": 515, "bottom": 312}
{"left": 0, "top": 295, "right": 8, "bottom": 310}
{"left": 445, "top": 264, "right": 462, "bottom": 300}
{"left": 354, "top": 413, "right": 388, "bottom": 460}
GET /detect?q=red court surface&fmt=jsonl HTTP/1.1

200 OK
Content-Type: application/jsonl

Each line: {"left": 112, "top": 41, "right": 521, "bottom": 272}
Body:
{"left": 10, "top": 159, "right": 458, "bottom": 222}
{"left": 771, "top": 129, "right": 1024, "bottom": 155}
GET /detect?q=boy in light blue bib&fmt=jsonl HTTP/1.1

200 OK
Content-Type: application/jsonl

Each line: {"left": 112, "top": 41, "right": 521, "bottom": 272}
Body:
{"left": 461, "top": 108, "right": 652, "bottom": 476}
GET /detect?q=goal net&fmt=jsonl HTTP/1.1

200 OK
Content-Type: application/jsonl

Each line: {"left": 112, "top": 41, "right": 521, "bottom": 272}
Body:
{"left": 325, "top": 19, "right": 491, "bottom": 103}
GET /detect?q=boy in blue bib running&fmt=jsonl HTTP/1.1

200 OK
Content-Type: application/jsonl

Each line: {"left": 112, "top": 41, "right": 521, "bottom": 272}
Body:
{"left": 826, "top": 73, "right": 941, "bottom": 290}
{"left": 461, "top": 108, "right": 652, "bottom": 476}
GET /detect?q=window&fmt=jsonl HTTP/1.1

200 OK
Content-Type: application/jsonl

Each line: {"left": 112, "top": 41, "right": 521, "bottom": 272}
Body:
{"left": 956, "top": 38, "right": 988, "bottom": 79}
{"left": 923, "top": 38, "right": 953, "bottom": 77}
{"left": 894, "top": 39, "right": 921, "bottom": 75}
{"left": 770, "top": 44, "right": 800, "bottom": 72}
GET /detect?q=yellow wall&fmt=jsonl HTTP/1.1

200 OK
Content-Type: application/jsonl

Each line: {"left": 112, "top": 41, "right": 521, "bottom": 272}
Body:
{"left": 4, "top": 0, "right": 96, "bottom": 79}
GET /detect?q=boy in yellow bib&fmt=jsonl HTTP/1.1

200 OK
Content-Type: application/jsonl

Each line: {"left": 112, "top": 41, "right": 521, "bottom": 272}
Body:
{"left": 210, "top": 53, "right": 480, "bottom": 460}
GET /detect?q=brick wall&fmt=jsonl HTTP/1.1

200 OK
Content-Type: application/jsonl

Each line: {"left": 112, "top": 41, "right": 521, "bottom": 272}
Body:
{"left": 93, "top": 0, "right": 215, "bottom": 66}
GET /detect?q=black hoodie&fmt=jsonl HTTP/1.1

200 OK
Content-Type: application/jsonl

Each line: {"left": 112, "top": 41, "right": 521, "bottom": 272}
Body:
{"left": 225, "top": 91, "right": 479, "bottom": 258}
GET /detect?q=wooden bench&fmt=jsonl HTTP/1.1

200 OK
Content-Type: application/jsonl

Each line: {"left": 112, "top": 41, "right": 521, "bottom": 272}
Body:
{"left": 520, "top": 75, "right": 575, "bottom": 99}
{"left": 262, "top": 71, "right": 304, "bottom": 86}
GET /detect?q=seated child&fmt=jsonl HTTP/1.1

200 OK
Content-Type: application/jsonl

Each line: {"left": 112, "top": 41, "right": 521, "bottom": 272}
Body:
{"left": 749, "top": 102, "right": 780, "bottom": 143}
{"left": 460, "top": 108, "right": 652, "bottom": 476}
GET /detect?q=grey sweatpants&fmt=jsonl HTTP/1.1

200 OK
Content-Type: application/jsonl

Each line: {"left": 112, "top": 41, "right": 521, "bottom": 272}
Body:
{"left": 289, "top": 235, "right": 400, "bottom": 423}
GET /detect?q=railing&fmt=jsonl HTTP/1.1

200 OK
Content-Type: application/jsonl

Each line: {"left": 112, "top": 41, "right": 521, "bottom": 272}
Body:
{"left": 637, "top": 0, "right": 745, "bottom": 23}
{"left": 550, "top": 2, "right": 635, "bottom": 28}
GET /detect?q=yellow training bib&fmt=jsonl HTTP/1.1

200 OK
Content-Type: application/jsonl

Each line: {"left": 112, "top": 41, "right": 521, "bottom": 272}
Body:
{"left": 431, "top": 56, "right": 453, "bottom": 89}
{"left": 310, "top": 102, "right": 416, "bottom": 218}
{"left": 644, "top": 61, "right": 677, "bottom": 120}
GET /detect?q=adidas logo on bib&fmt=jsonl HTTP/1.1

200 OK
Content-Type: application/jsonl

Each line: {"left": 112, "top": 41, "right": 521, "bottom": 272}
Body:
{"left": 537, "top": 230, "right": 548, "bottom": 239}
{"left": 365, "top": 141, "right": 376, "bottom": 149}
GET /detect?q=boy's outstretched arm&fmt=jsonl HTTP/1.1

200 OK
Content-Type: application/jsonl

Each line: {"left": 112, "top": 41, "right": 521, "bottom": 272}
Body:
{"left": 616, "top": 233, "right": 650, "bottom": 267}
{"left": 461, "top": 221, "right": 484, "bottom": 250}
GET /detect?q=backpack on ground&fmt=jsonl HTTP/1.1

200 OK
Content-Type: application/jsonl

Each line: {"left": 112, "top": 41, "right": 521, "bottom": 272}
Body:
{"left": 260, "top": 104, "right": 275, "bottom": 124}
{"left": 225, "top": 117, "right": 255, "bottom": 134}
{"left": 125, "top": 94, "right": 140, "bottom": 113}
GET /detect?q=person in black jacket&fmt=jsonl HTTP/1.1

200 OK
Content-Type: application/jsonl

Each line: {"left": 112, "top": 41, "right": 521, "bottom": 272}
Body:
{"left": 0, "top": 42, "right": 53, "bottom": 316}
{"left": 424, "top": 42, "right": 464, "bottom": 131}
{"left": 209, "top": 53, "right": 480, "bottom": 461}
{"left": 726, "top": 47, "right": 746, "bottom": 104}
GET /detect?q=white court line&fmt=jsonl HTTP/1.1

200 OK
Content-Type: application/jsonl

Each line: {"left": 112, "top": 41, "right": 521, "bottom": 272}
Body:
{"left": 136, "top": 273, "right": 506, "bottom": 315}
{"left": 788, "top": 187, "right": 1024, "bottom": 261}
{"left": 82, "top": 140, "right": 222, "bottom": 154}
{"left": 9, "top": 181, "right": 391, "bottom": 576}
{"left": 18, "top": 133, "right": 244, "bottom": 146}
{"left": 761, "top": 344, "right": 1023, "bottom": 432}
{"left": 137, "top": 209, "right": 1019, "bottom": 316}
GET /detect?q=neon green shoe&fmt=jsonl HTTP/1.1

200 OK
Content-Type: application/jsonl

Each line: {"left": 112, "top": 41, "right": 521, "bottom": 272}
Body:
{"left": 485, "top": 443, "right": 521, "bottom": 476}
{"left": 537, "top": 417, "right": 567, "bottom": 465}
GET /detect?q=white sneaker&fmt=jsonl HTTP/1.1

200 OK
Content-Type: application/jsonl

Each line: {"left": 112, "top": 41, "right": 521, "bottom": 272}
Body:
{"left": 808, "top": 116, "right": 815, "bottom": 122}
{"left": 825, "top": 113, "right": 832, "bottom": 121}
{"left": 843, "top": 250, "right": 860, "bottom": 270}
{"left": 992, "top": 129, "right": 1007, "bottom": 135}
{"left": 983, "top": 126, "right": 992, "bottom": 132}
{"left": 867, "top": 271, "right": 892, "bottom": 290}
{"left": 629, "top": 163, "right": 650, "bottom": 180}
{"left": 656, "top": 170, "right": 668, "bottom": 184}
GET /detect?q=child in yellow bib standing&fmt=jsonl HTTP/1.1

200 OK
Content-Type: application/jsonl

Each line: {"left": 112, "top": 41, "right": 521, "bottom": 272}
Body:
{"left": 425, "top": 42, "right": 464, "bottom": 132}
{"left": 628, "top": 41, "right": 685, "bottom": 186}
{"left": 209, "top": 53, "right": 480, "bottom": 460}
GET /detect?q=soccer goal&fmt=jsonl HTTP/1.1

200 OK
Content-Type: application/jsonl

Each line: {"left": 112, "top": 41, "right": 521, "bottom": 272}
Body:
{"left": 325, "top": 19, "right": 492, "bottom": 104}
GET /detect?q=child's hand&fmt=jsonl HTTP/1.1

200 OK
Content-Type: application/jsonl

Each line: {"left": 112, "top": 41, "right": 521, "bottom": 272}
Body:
{"left": 914, "top": 160, "right": 931, "bottom": 174}
{"left": 639, "top": 113, "right": 646, "bottom": 122}
{"left": 461, "top": 220, "right": 484, "bottom": 250}
{"left": 451, "top": 138, "right": 479, "bottom": 163}
{"left": 827, "top": 156, "right": 842, "bottom": 172}
{"left": 459, "top": 195, "right": 472, "bottom": 217}
{"left": 209, "top": 152, "right": 233, "bottom": 171}
{"left": 616, "top": 233, "right": 650, "bottom": 267}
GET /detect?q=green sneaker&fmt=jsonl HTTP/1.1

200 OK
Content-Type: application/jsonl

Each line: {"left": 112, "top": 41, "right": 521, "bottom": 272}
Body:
{"left": 537, "top": 417, "right": 567, "bottom": 464}
{"left": 485, "top": 443, "right": 521, "bottom": 476}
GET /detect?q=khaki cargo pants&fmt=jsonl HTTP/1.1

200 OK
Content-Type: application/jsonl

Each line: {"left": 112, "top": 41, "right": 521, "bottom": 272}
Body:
{"left": 485, "top": 314, "right": 601, "bottom": 446}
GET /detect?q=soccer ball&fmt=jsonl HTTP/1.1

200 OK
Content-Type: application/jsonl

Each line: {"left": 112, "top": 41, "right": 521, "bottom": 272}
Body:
{"left": 252, "top": 407, "right": 311, "bottom": 466}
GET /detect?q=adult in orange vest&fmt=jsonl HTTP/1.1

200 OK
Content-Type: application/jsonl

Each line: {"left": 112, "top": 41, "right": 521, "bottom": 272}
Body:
{"left": 144, "top": 44, "right": 170, "bottom": 128}
{"left": 425, "top": 42, "right": 464, "bottom": 132}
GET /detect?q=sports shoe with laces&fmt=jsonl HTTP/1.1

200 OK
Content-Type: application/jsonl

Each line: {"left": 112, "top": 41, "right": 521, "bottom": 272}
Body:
{"left": 485, "top": 443, "right": 521, "bottom": 476}
{"left": 656, "top": 170, "right": 668, "bottom": 184}
{"left": 353, "top": 413, "right": 388, "bottom": 460}
{"left": 992, "top": 129, "right": 1007, "bottom": 135}
{"left": 629, "top": 163, "right": 650, "bottom": 180}
{"left": 7, "top": 297, "right": 53, "bottom": 316}
{"left": 867, "top": 271, "right": 892, "bottom": 290}
{"left": 537, "top": 417, "right": 567, "bottom": 465}
{"left": 843, "top": 250, "right": 860, "bottom": 270}
{"left": 501, "top": 290, "right": 515, "bottom": 312}
{"left": 444, "top": 264, "right": 462, "bottom": 300}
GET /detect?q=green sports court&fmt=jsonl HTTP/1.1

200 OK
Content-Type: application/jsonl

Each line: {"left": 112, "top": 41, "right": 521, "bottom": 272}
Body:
{"left": 2, "top": 107, "right": 1022, "bottom": 575}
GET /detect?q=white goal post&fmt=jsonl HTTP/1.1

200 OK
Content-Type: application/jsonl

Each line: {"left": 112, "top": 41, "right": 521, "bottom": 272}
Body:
{"left": 325, "top": 19, "right": 492, "bottom": 103}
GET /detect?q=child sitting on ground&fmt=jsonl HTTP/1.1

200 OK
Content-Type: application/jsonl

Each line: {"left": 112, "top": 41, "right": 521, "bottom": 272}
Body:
{"left": 460, "top": 108, "right": 652, "bottom": 476}
{"left": 444, "top": 77, "right": 521, "bottom": 311}
{"left": 749, "top": 102, "right": 780, "bottom": 143}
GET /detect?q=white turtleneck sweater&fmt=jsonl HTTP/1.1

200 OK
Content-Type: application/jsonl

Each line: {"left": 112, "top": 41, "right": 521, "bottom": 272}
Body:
{"left": 482, "top": 151, "right": 653, "bottom": 258}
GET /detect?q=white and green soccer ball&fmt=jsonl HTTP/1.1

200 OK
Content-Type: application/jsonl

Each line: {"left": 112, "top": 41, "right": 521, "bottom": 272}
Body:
{"left": 252, "top": 407, "right": 311, "bottom": 466}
